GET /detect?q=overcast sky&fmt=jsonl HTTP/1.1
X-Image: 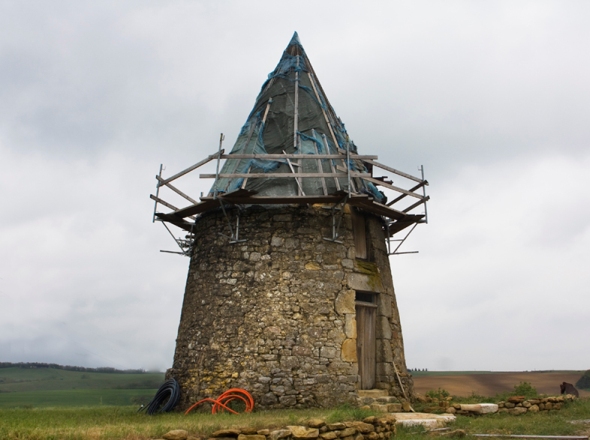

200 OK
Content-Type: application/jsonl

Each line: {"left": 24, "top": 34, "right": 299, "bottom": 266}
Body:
{"left": 1, "top": 1, "right": 589, "bottom": 372}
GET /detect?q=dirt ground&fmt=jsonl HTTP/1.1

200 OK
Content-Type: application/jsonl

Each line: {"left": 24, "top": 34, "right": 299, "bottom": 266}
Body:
{"left": 412, "top": 371, "right": 590, "bottom": 398}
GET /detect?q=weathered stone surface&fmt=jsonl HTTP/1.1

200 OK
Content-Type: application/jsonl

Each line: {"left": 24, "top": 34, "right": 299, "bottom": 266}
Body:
{"left": 387, "top": 403, "right": 402, "bottom": 412}
{"left": 459, "top": 403, "right": 498, "bottom": 414}
{"left": 327, "top": 423, "right": 346, "bottom": 430}
{"left": 347, "top": 422, "right": 374, "bottom": 433}
{"left": 528, "top": 404, "right": 539, "bottom": 412}
{"left": 168, "top": 206, "right": 413, "bottom": 409}
{"left": 269, "top": 430, "right": 292, "bottom": 440}
{"left": 257, "top": 430, "right": 270, "bottom": 436}
{"left": 335, "top": 290, "right": 355, "bottom": 315}
{"left": 307, "top": 419, "right": 325, "bottom": 428}
{"left": 509, "top": 407, "right": 528, "bottom": 415}
{"left": 341, "top": 338, "right": 357, "bottom": 362}
{"left": 370, "top": 403, "right": 389, "bottom": 413}
{"left": 163, "top": 430, "right": 189, "bottom": 440}
{"left": 338, "top": 428, "right": 357, "bottom": 437}
{"left": 344, "top": 314, "right": 357, "bottom": 338}
{"left": 287, "top": 426, "right": 319, "bottom": 439}
{"left": 319, "top": 432, "right": 338, "bottom": 440}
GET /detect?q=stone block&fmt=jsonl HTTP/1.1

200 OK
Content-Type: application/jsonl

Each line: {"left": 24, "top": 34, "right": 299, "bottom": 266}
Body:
{"left": 344, "top": 314, "right": 356, "bottom": 338}
{"left": 238, "top": 436, "right": 266, "bottom": 440}
{"left": 370, "top": 403, "right": 389, "bottom": 413}
{"left": 307, "top": 419, "right": 326, "bottom": 428}
{"left": 339, "top": 428, "right": 357, "bottom": 437}
{"left": 341, "top": 338, "right": 357, "bottom": 362}
{"left": 305, "top": 262, "right": 321, "bottom": 271}
{"left": 387, "top": 403, "right": 402, "bottom": 412}
{"left": 347, "top": 273, "right": 382, "bottom": 292}
{"left": 335, "top": 291, "right": 355, "bottom": 315}
{"left": 164, "top": 430, "right": 189, "bottom": 440}
{"left": 287, "top": 426, "right": 319, "bottom": 439}
{"left": 320, "top": 346, "right": 337, "bottom": 359}
{"left": 269, "top": 430, "right": 292, "bottom": 440}
{"left": 327, "top": 423, "right": 346, "bottom": 430}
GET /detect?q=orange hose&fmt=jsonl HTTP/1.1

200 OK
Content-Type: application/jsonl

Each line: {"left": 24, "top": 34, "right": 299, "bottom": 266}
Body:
{"left": 184, "top": 388, "right": 254, "bottom": 415}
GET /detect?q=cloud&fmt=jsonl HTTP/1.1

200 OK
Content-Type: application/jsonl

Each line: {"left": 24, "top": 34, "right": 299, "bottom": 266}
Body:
{"left": 1, "top": 1, "right": 589, "bottom": 371}
{"left": 395, "top": 151, "right": 590, "bottom": 370}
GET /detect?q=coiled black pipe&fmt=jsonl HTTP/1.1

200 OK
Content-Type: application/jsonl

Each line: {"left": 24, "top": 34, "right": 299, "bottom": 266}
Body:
{"left": 139, "top": 378, "right": 180, "bottom": 415}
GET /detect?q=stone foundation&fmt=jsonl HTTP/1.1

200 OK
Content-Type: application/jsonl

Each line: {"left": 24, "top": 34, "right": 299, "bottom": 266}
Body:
{"left": 167, "top": 204, "right": 413, "bottom": 409}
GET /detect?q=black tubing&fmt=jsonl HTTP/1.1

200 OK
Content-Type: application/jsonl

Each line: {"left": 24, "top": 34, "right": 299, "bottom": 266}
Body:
{"left": 139, "top": 378, "right": 180, "bottom": 415}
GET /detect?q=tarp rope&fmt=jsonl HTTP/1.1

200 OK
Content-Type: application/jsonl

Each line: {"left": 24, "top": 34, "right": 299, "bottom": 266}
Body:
{"left": 139, "top": 378, "right": 180, "bottom": 415}
{"left": 184, "top": 388, "right": 254, "bottom": 415}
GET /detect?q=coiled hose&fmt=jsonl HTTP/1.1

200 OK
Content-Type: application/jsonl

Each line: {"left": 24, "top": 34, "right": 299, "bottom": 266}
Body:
{"left": 139, "top": 378, "right": 180, "bottom": 415}
{"left": 184, "top": 388, "right": 254, "bottom": 415}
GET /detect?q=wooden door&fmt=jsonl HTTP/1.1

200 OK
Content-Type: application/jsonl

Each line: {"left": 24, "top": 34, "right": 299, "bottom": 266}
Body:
{"left": 356, "top": 303, "right": 376, "bottom": 389}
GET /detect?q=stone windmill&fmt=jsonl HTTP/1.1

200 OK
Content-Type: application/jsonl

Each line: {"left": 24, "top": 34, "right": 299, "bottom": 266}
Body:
{"left": 151, "top": 33, "right": 429, "bottom": 409}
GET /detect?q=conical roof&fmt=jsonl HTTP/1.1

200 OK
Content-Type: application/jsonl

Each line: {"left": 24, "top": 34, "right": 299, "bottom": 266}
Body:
{"left": 154, "top": 33, "right": 428, "bottom": 236}
{"left": 210, "top": 32, "right": 383, "bottom": 201}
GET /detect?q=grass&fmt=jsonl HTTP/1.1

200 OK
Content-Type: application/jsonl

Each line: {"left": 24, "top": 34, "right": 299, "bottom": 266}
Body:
{"left": 396, "top": 396, "right": 590, "bottom": 439}
{"left": 0, "top": 405, "right": 377, "bottom": 440}
{"left": 0, "top": 389, "right": 157, "bottom": 408}
{"left": 1, "top": 399, "right": 589, "bottom": 440}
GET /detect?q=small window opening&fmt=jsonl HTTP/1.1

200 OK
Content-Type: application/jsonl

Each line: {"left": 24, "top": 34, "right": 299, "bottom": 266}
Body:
{"left": 355, "top": 291, "right": 376, "bottom": 304}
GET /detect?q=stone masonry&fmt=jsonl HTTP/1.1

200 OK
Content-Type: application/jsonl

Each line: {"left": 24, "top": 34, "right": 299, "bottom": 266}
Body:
{"left": 167, "top": 204, "right": 413, "bottom": 409}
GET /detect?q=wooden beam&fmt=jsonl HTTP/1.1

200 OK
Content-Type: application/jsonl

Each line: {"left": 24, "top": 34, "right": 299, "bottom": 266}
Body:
{"left": 200, "top": 172, "right": 372, "bottom": 179}
{"left": 156, "top": 177, "right": 199, "bottom": 205}
{"left": 387, "top": 180, "right": 428, "bottom": 206}
{"left": 362, "top": 176, "right": 425, "bottom": 200}
{"left": 219, "top": 153, "right": 378, "bottom": 160}
{"left": 200, "top": 194, "right": 362, "bottom": 205}
{"left": 364, "top": 159, "right": 424, "bottom": 183}
{"left": 403, "top": 196, "right": 430, "bottom": 213}
{"left": 150, "top": 194, "right": 179, "bottom": 212}
{"left": 158, "top": 150, "right": 224, "bottom": 186}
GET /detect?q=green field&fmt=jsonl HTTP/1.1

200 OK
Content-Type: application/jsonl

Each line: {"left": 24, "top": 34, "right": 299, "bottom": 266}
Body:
{"left": 0, "top": 367, "right": 164, "bottom": 408}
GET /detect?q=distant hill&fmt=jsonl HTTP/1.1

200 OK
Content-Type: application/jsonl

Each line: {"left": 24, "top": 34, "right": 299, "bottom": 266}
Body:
{"left": 0, "top": 362, "right": 153, "bottom": 374}
{"left": 0, "top": 363, "right": 165, "bottom": 408}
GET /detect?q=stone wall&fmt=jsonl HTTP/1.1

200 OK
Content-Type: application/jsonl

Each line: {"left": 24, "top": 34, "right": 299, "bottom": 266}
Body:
{"left": 167, "top": 204, "right": 413, "bottom": 409}
{"left": 442, "top": 395, "right": 577, "bottom": 416}
{"left": 161, "top": 415, "right": 397, "bottom": 440}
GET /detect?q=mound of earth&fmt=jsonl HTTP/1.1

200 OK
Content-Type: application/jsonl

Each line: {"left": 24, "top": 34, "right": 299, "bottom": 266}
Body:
{"left": 576, "top": 370, "right": 590, "bottom": 390}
